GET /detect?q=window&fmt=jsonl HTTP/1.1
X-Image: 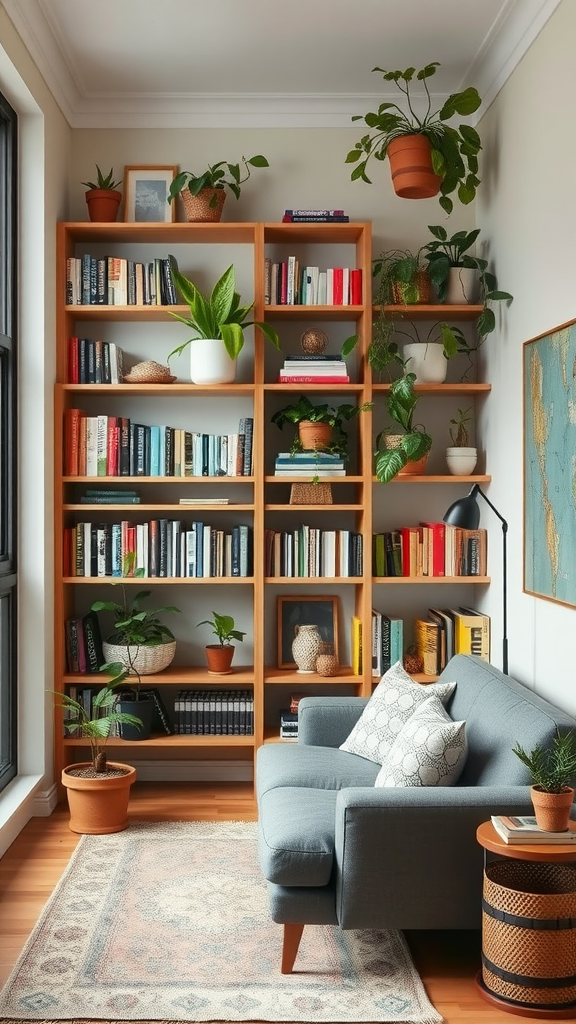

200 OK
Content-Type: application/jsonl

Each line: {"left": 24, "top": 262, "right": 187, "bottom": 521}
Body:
{"left": 0, "top": 90, "right": 17, "bottom": 792}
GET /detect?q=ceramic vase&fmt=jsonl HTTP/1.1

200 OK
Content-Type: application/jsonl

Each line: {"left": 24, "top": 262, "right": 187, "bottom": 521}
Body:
{"left": 446, "top": 267, "right": 478, "bottom": 304}
{"left": 403, "top": 342, "right": 448, "bottom": 383}
{"left": 292, "top": 624, "right": 323, "bottom": 674}
{"left": 446, "top": 446, "right": 478, "bottom": 475}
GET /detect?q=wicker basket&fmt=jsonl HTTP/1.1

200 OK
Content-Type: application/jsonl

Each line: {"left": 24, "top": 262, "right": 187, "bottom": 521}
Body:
{"left": 482, "top": 858, "right": 576, "bottom": 1009}
{"left": 180, "top": 188, "right": 226, "bottom": 223}
{"left": 391, "top": 268, "right": 432, "bottom": 304}
{"left": 290, "top": 483, "right": 333, "bottom": 505}
{"left": 102, "top": 640, "right": 176, "bottom": 676}
{"left": 123, "top": 360, "right": 176, "bottom": 384}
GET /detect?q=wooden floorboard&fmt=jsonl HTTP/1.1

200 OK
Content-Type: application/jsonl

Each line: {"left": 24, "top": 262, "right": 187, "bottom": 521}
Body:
{"left": 0, "top": 782, "right": 553, "bottom": 1022}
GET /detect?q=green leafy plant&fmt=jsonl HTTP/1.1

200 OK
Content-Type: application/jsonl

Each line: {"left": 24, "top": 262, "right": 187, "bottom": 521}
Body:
{"left": 512, "top": 731, "right": 576, "bottom": 793}
{"left": 197, "top": 612, "right": 246, "bottom": 647}
{"left": 51, "top": 679, "right": 142, "bottom": 773}
{"left": 374, "top": 371, "right": 432, "bottom": 482}
{"left": 449, "top": 407, "right": 473, "bottom": 447}
{"left": 271, "top": 394, "right": 373, "bottom": 459}
{"left": 168, "top": 155, "right": 269, "bottom": 209}
{"left": 345, "top": 62, "right": 482, "bottom": 214}
{"left": 81, "top": 165, "right": 122, "bottom": 190}
{"left": 167, "top": 255, "right": 280, "bottom": 362}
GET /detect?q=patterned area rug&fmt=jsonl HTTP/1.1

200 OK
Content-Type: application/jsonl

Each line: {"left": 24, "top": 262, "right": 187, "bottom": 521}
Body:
{"left": 0, "top": 821, "right": 442, "bottom": 1023}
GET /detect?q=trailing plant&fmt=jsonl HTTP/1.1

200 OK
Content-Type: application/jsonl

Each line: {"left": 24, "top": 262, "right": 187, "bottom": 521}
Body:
{"left": 81, "top": 165, "right": 121, "bottom": 190}
{"left": 197, "top": 612, "right": 246, "bottom": 647}
{"left": 512, "top": 731, "right": 576, "bottom": 794}
{"left": 374, "top": 371, "right": 432, "bottom": 482}
{"left": 271, "top": 394, "right": 373, "bottom": 459}
{"left": 345, "top": 62, "right": 482, "bottom": 214}
{"left": 449, "top": 407, "right": 473, "bottom": 447}
{"left": 168, "top": 155, "right": 269, "bottom": 209}
{"left": 167, "top": 256, "right": 280, "bottom": 362}
{"left": 51, "top": 679, "right": 142, "bottom": 773}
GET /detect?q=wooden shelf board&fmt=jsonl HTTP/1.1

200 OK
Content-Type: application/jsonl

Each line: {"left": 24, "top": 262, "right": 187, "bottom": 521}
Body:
{"left": 63, "top": 475, "right": 254, "bottom": 484}
{"left": 64, "top": 734, "right": 255, "bottom": 748}
{"left": 65, "top": 504, "right": 255, "bottom": 512}
{"left": 63, "top": 576, "right": 254, "bottom": 584}
{"left": 60, "top": 382, "right": 255, "bottom": 395}
{"left": 265, "top": 305, "right": 363, "bottom": 321}
{"left": 265, "top": 504, "right": 362, "bottom": 512}
{"left": 265, "top": 576, "right": 362, "bottom": 584}
{"left": 371, "top": 383, "right": 491, "bottom": 395}
{"left": 64, "top": 665, "right": 255, "bottom": 685}
{"left": 63, "top": 222, "right": 258, "bottom": 243}
{"left": 372, "top": 475, "right": 491, "bottom": 484}
{"left": 264, "top": 383, "right": 364, "bottom": 392}
{"left": 372, "top": 575, "right": 490, "bottom": 584}
{"left": 265, "top": 665, "right": 358, "bottom": 684}
{"left": 376, "top": 303, "right": 483, "bottom": 321}
{"left": 264, "top": 223, "right": 367, "bottom": 243}
{"left": 265, "top": 475, "right": 362, "bottom": 483}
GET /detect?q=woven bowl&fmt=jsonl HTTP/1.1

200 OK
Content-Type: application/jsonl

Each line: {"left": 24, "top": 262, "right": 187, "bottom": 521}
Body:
{"left": 102, "top": 640, "right": 176, "bottom": 676}
{"left": 123, "top": 360, "right": 176, "bottom": 384}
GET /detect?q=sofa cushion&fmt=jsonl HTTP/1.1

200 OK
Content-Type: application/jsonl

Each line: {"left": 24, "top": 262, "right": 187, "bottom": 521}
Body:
{"left": 339, "top": 661, "right": 456, "bottom": 765}
{"left": 258, "top": 786, "right": 338, "bottom": 887}
{"left": 256, "top": 742, "right": 379, "bottom": 800}
{"left": 374, "top": 696, "right": 467, "bottom": 788}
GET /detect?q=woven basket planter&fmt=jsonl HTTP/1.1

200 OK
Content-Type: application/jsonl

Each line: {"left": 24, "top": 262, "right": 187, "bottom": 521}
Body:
{"left": 383, "top": 434, "right": 429, "bottom": 476}
{"left": 180, "top": 188, "right": 226, "bottom": 223}
{"left": 102, "top": 639, "right": 176, "bottom": 676}
{"left": 391, "top": 269, "right": 432, "bottom": 304}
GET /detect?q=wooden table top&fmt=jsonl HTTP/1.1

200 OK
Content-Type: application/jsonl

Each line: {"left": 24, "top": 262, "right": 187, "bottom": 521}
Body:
{"left": 477, "top": 820, "right": 576, "bottom": 862}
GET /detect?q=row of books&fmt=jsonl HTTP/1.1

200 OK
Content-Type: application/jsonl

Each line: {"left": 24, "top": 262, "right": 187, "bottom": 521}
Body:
{"left": 414, "top": 606, "right": 491, "bottom": 674}
{"left": 64, "top": 409, "right": 254, "bottom": 478}
{"left": 281, "top": 209, "right": 350, "bottom": 223}
{"left": 277, "top": 353, "right": 350, "bottom": 384}
{"left": 373, "top": 523, "right": 487, "bottom": 578}
{"left": 174, "top": 689, "right": 254, "bottom": 735}
{"left": 264, "top": 257, "right": 362, "bottom": 306}
{"left": 65, "top": 684, "right": 174, "bottom": 737}
{"left": 68, "top": 337, "right": 125, "bottom": 384}
{"left": 280, "top": 692, "right": 305, "bottom": 739}
{"left": 371, "top": 611, "right": 404, "bottom": 678}
{"left": 66, "top": 254, "right": 178, "bottom": 306}
{"left": 274, "top": 452, "right": 346, "bottom": 477}
{"left": 64, "top": 520, "right": 253, "bottom": 579}
{"left": 65, "top": 612, "right": 104, "bottom": 674}
{"left": 264, "top": 526, "right": 362, "bottom": 578}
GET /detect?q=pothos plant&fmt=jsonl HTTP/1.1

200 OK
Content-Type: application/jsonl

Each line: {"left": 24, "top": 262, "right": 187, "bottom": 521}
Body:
{"left": 168, "top": 154, "right": 270, "bottom": 209}
{"left": 271, "top": 395, "right": 373, "bottom": 459}
{"left": 374, "top": 371, "right": 432, "bottom": 482}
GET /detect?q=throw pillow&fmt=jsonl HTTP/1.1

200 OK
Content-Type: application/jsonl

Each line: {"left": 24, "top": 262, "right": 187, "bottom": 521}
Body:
{"left": 374, "top": 695, "right": 467, "bottom": 788}
{"left": 339, "top": 661, "right": 456, "bottom": 765}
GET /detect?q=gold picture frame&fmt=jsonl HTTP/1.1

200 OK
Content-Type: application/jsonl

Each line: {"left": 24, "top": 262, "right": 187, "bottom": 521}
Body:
{"left": 123, "top": 165, "right": 178, "bottom": 223}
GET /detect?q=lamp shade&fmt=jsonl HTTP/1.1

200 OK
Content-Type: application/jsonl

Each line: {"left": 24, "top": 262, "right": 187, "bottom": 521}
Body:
{"left": 443, "top": 485, "right": 480, "bottom": 529}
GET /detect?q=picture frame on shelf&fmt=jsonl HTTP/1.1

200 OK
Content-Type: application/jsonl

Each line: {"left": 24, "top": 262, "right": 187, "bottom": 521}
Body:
{"left": 277, "top": 595, "right": 339, "bottom": 669}
{"left": 123, "top": 165, "right": 178, "bottom": 223}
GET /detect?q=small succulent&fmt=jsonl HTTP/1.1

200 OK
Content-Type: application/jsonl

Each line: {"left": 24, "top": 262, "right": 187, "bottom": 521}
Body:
{"left": 82, "top": 165, "right": 122, "bottom": 190}
{"left": 449, "top": 408, "right": 473, "bottom": 447}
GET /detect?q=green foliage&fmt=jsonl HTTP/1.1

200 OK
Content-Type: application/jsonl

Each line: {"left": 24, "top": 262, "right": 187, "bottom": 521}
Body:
{"left": 345, "top": 62, "right": 482, "bottom": 214}
{"left": 449, "top": 407, "right": 473, "bottom": 447}
{"left": 167, "top": 256, "right": 280, "bottom": 362}
{"left": 271, "top": 395, "right": 373, "bottom": 459}
{"left": 81, "top": 165, "right": 121, "bottom": 190}
{"left": 512, "top": 731, "right": 576, "bottom": 794}
{"left": 374, "top": 371, "right": 432, "bottom": 483}
{"left": 168, "top": 155, "right": 269, "bottom": 207}
{"left": 197, "top": 612, "right": 246, "bottom": 647}
{"left": 51, "top": 679, "right": 142, "bottom": 771}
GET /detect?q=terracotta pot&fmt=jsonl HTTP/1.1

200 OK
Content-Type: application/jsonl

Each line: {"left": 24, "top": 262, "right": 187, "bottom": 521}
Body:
{"left": 85, "top": 188, "right": 122, "bottom": 223}
{"left": 384, "top": 434, "right": 429, "bottom": 476}
{"left": 62, "top": 761, "right": 136, "bottom": 834}
{"left": 298, "top": 421, "right": 332, "bottom": 451}
{"left": 205, "top": 644, "right": 235, "bottom": 675}
{"left": 531, "top": 785, "right": 575, "bottom": 832}
{"left": 180, "top": 188, "right": 226, "bottom": 223}
{"left": 387, "top": 135, "right": 442, "bottom": 200}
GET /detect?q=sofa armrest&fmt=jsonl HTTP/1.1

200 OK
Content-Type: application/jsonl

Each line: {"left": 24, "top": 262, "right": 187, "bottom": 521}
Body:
{"left": 333, "top": 785, "right": 536, "bottom": 930}
{"left": 297, "top": 697, "right": 368, "bottom": 748}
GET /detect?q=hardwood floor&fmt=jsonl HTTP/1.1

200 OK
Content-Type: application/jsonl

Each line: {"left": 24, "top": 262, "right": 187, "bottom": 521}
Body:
{"left": 0, "top": 782, "right": 550, "bottom": 1023}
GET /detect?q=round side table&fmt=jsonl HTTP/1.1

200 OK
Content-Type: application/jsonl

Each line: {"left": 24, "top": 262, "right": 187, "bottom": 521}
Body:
{"left": 476, "top": 821, "right": 576, "bottom": 1019}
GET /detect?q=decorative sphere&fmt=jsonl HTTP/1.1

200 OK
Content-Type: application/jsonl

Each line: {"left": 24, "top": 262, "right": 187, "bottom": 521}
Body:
{"left": 300, "top": 328, "right": 329, "bottom": 354}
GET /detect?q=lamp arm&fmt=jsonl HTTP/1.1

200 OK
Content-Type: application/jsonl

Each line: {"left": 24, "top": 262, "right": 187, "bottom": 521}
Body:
{"left": 475, "top": 486, "right": 508, "bottom": 674}
{"left": 475, "top": 486, "right": 509, "bottom": 532}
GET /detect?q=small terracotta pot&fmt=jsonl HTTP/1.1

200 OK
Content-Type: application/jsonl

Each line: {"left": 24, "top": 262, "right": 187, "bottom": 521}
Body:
{"left": 298, "top": 421, "right": 332, "bottom": 451}
{"left": 205, "top": 644, "right": 234, "bottom": 675}
{"left": 531, "top": 785, "right": 575, "bottom": 832}
{"left": 85, "top": 188, "right": 122, "bottom": 223}
{"left": 387, "top": 135, "right": 442, "bottom": 200}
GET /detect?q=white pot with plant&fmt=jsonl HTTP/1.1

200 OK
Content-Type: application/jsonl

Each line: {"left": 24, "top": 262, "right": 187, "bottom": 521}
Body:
{"left": 446, "top": 407, "right": 477, "bottom": 475}
{"left": 167, "top": 256, "right": 280, "bottom": 385}
{"left": 197, "top": 611, "right": 246, "bottom": 675}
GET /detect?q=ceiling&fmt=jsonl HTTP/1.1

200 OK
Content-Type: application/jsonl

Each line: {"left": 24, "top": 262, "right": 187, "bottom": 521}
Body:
{"left": 2, "top": 0, "right": 561, "bottom": 128}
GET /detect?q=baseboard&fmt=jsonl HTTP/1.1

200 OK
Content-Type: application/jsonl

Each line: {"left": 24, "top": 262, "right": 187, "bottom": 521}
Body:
{"left": 32, "top": 784, "right": 59, "bottom": 816}
{"left": 124, "top": 759, "right": 254, "bottom": 782}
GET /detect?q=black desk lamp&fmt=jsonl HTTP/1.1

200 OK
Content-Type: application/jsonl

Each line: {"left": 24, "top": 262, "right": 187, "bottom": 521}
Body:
{"left": 443, "top": 483, "right": 508, "bottom": 674}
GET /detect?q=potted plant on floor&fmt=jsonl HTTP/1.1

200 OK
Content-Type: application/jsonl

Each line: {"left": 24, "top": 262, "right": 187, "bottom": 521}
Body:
{"left": 374, "top": 371, "right": 432, "bottom": 482}
{"left": 345, "top": 62, "right": 482, "bottom": 213}
{"left": 271, "top": 394, "right": 372, "bottom": 459}
{"left": 197, "top": 611, "right": 246, "bottom": 674}
{"left": 446, "top": 407, "right": 477, "bottom": 475}
{"left": 82, "top": 165, "right": 122, "bottom": 222}
{"left": 512, "top": 730, "right": 576, "bottom": 832}
{"left": 167, "top": 255, "right": 280, "bottom": 384}
{"left": 167, "top": 154, "right": 270, "bottom": 222}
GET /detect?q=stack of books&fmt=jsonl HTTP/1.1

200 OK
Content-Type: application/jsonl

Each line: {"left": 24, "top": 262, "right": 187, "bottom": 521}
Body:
{"left": 491, "top": 815, "right": 576, "bottom": 844}
{"left": 279, "top": 709, "right": 299, "bottom": 740}
{"left": 281, "top": 209, "right": 349, "bottom": 223}
{"left": 273, "top": 452, "right": 346, "bottom": 477}
{"left": 277, "top": 354, "right": 350, "bottom": 384}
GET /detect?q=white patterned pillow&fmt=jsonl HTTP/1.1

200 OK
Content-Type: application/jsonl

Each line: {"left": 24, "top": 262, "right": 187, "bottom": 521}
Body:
{"left": 339, "top": 661, "right": 456, "bottom": 765}
{"left": 374, "top": 695, "right": 467, "bottom": 788}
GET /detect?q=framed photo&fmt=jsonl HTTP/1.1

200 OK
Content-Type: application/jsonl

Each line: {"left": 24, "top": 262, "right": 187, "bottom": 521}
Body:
{"left": 123, "top": 165, "right": 178, "bottom": 223}
{"left": 277, "top": 595, "right": 339, "bottom": 669}
{"left": 523, "top": 317, "right": 576, "bottom": 608}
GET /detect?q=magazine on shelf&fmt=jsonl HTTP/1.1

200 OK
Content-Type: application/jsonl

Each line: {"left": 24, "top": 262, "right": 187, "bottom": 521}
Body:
{"left": 491, "top": 814, "right": 576, "bottom": 844}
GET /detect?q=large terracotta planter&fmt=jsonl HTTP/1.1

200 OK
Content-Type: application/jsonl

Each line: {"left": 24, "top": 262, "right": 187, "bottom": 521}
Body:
{"left": 62, "top": 761, "right": 136, "bottom": 834}
{"left": 181, "top": 188, "right": 226, "bottom": 223}
{"left": 205, "top": 644, "right": 235, "bottom": 675}
{"left": 531, "top": 785, "right": 575, "bottom": 832}
{"left": 298, "top": 421, "right": 332, "bottom": 451}
{"left": 85, "top": 188, "right": 122, "bottom": 223}
{"left": 387, "top": 135, "right": 442, "bottom": 200}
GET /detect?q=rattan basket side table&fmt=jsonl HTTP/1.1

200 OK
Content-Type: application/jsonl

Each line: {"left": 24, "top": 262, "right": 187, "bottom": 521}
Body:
{"left": 476, "top": 820, "right": 576, "bottom": 1019}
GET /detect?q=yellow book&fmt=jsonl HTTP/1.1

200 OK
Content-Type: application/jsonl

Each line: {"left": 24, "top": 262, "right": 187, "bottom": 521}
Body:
{"left": 449, "top": 607, "right": 490, "bottom": 661}
{"left": 351, "top": 615, "right": 363, "bottom": 675}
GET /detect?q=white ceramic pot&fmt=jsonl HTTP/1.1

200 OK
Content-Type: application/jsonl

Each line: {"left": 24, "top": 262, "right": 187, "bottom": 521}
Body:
{"left": 403, "top": 342, "right": 447, "bottom": 384}
{"left": 446, "top": 447, "right": 478, "bottom": 475}
{"left": 446, "top": 267, "right": 478, "bottom": 304}
{"left": 189, "top": 338, "right": 237, "bottom": 385}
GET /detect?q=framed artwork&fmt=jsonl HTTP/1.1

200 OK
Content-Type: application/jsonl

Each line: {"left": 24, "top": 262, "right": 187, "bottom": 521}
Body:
{"left": 523, "top": 317, "right": 576, "bottom": 608}
{"left": 277, "top": 595, "right": 339, "bottom": 669}
{"left": 123, "top": 165, "right": 178, "bottom": 223}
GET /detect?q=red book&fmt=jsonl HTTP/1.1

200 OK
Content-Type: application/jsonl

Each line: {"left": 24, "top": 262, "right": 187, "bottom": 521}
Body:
{"left": 419, "top": 521, "right": 446, "bottom": 577}
{"left": 276, "top": 375, "right": 350, "bottom": 383}
{"left": 332, "top": 267, "right": 344, "bottom": 304}
{"left": 76, "top": 620, "right": 87, "bottom": 674}
{"left": 68, "top": 337, "right": 79, "bottom": 383}
{"left": 64, "top": 408, "right": 85, "bottom": 477}
{"left": 349, "top": 269, "right": 363, "bottom": 305}
{"left": 280, "top": 261, "right": 288, "bottom": 304}
{"left": 399, "top": 526, "right": 423, "bottom": 576}
{"left": 106, "top": 418, "right": 119, "bottom": 476}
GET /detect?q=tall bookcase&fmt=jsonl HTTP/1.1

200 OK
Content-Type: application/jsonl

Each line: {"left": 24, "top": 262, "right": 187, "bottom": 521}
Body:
{"left": 54, "top": 220, "right": 490, "bottom": 787}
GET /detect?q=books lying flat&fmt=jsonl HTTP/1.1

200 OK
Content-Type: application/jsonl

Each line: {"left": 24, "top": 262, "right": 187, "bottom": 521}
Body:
{"left": 491, "top": 815, "right": 576, "bottom": 844}
{"left": 178, "top": 497, "right": 230, "bottom": 505}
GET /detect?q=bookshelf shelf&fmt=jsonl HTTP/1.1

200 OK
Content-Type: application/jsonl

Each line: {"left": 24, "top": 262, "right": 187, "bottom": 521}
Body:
{"left": 64, "top": 734, "right": 255, "bottom": 748}
{"left": 372, "top": 576, "right": 490, "bottom": 585}
{"left": 63, "top": 576, "right": 254, "bottom": 585}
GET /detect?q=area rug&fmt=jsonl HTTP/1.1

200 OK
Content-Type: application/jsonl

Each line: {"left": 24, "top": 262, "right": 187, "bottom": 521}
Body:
{"left": 0, "top": 821, "right": 442, "bottom": 1024}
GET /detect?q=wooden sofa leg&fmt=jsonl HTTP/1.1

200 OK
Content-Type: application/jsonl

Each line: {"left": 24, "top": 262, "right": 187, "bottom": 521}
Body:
{"left": 281, "top": 922, "right": 304, "bottom": 973}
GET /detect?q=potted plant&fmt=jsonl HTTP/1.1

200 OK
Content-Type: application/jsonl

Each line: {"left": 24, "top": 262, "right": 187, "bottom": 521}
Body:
{"left": 167, "top": 255, "right": 280, "bottom": 384}
{"left": 167, "top": 154, "right": 270, "bottom": 222}
{"left": 374, "top": 371, "right": 432, "bottom": 482}
{"left": 51, "top": 677, "right": 142, "bottom": 834}
{"left": 345, "top": 62, "right": 482, "bottom": 214}
{"left": 197, "top": 611, "right": 246, "bottom": 674}
{"left": 447, "top": 407, "right": 477, "bottom": 475}
{"left": 512, "top": 730, "right": 576, "bottom": 832}
{"left": 271, "top": 394, "right": 372, "bottom": 459}
{"left": 422, "top": 225, "right": 513, "bottom": 338}
{"left": 82, "top": 165, "right": 122, "bottom": 223}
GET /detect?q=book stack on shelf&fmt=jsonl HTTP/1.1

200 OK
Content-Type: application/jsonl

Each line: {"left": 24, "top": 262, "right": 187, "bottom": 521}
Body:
{"left": 68, "top": 338, "right": 124, "bottom": 384}
{"left": 415, "top": 606, "right": 490, "bottom": 674}
{"left": 279, "top": 692, "right": 305, "bottom": 740}
{"left": 372, "top": 523, "right": 487, "bottom": 578}
{"left": 66, "top": 254, "right": 177, "bottom": 306}
{"left": 264, "top": 257, "right": 362, "bottom": 306}
{"left": 371, "top": 611, "right": 403, "bottom": 678}
{"left": 273, "top": 452, "right": 345, "bottom": 478}
{"left": 79, "top": 488, "right": 141, "bottom": 504}
{"left": 264, "top": 525, "right": 362, "bottom": 578}
{"left": 277, "top": 353, "right": 350, "bottom": 384}
{"left": 173, "top": 690, "right": 254, "bottom": 735}
{"left": 491, "top": 815, "right": 576, "bottom": 844}
{"left": 281, "top": 209, "right": 350, "bottom": 223}
{"left": 65, "top": 611, "right": 104, "bottom": 674}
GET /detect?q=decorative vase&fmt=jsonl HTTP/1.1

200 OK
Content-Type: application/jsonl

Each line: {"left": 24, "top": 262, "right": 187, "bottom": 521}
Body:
{"left": 446, "top": 446, "right": 478, "bottom": 475}
{"left": 530, "top": 785, "right": 575, "bottom": 832}
{"left": 189, "top": 338, "right": 237, "bottom": 385}
{"left": 446, "top": 267, "right": 478, "bottom": 304}
{"left": 117, "top": 696, "right": 154, "bottom": 740}
{"left": 316, "top": 651, "right": 339, "bottom": 676}
{"left": 205, "top": 644, "right": 235, "bottom": 675}
{"left": 298, "top": 421, "right": 332, "bottom": 451}
{"left": 102, "top": 639, "right": 176, "bottom": 676}
{"left": 61, "top": 762, "right": 136, "bottom": 834}
{"left": 403, "top": 342, "right": 448, "bottom": 383}
{"left": 387, "top": 135, "right": 442, "bottom": 200}
{"left": 180, "top": 187, "right": 226, "bottom": 223}
{"left": 292, "top": 624, "right": 323, "bottom": 674}
{"left": 84, "top": 188, "right": 122, "bottom": 223}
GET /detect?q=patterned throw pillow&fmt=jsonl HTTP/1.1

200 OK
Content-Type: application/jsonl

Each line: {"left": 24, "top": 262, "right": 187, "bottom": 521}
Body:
{"left": 374, "top": 695, "right": 467, "bottom": 787}
{"left": 339, "top": 661, "right": 456, "bottom": 765}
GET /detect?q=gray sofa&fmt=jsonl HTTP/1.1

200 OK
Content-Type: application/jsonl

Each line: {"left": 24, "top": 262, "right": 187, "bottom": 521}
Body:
{"left": 256, "top": 655, "right": 576, "bottom": 972}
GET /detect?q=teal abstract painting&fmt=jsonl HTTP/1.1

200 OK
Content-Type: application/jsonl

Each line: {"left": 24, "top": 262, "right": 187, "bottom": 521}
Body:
{"left": 524, "top": 318, "right": 576, "bottom": 607}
